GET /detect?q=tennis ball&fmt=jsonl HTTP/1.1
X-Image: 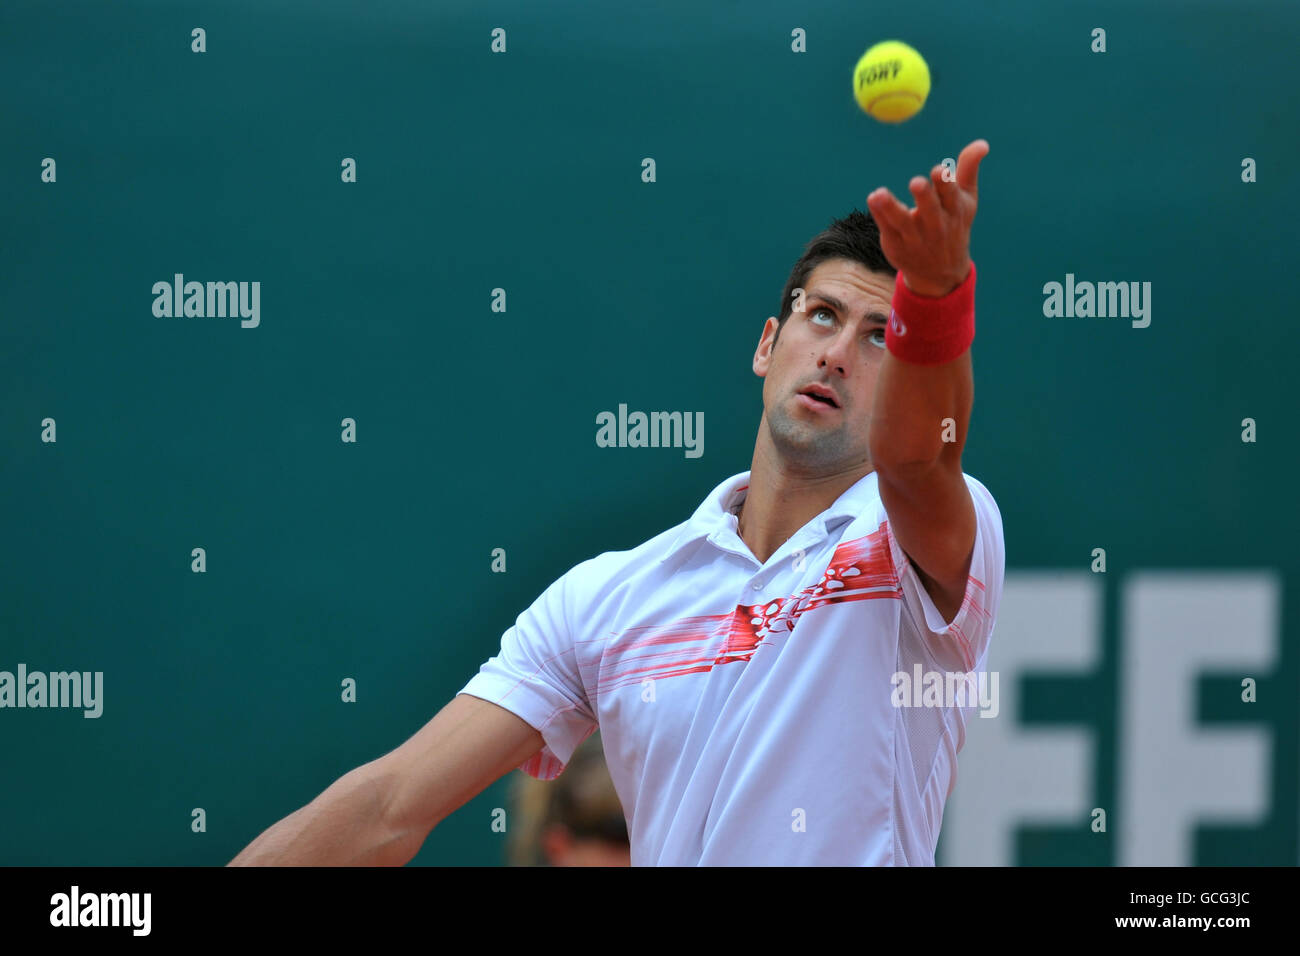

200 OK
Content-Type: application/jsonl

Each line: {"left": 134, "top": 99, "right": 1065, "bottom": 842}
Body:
{"left": 853, "top": 40, "right": 930, "bottom": 123}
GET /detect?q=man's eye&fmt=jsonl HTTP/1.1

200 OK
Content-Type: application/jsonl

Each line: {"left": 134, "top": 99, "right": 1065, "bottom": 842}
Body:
{"left": 868, "top": 328, "right": 887, "bottom": 349}
{"left": 811, "top": 308, "right": 834, "bottom": 325}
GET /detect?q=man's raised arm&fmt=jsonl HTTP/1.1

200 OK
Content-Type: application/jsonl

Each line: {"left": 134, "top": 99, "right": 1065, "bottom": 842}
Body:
{"left": 865, "top": 139, "right": 989, "bottom": 624}
{"left": 227, "top": 694, "right": 543, "bottom": 866}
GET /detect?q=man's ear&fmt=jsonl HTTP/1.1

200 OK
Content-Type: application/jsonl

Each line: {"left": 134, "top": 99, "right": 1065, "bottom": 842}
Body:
{"left": 753, "top": 317, "right": 779, "bottom": 376}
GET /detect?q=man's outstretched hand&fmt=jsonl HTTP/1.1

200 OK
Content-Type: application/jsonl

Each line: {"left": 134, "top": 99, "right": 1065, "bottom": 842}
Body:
{"left": 866, "top": 138, "right": 989, "bottom": 298}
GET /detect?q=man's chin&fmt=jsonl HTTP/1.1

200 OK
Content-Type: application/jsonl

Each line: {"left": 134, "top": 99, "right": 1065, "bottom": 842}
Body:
{"left": 769, "top": 429, "right": 849, "bottom": 468}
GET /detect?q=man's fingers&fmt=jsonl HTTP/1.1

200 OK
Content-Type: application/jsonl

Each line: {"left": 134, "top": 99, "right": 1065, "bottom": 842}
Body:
{"left": 867, "top": 187, "right": 913, "bottom": 235}
{"left": 956, "top": 139, "right": 990, "bottom": 196}
{"left": 910, "top": 173, "right": 945, "bottom": 226}
{"left": 929, "top": 165, "right": 961, "bottom": 216}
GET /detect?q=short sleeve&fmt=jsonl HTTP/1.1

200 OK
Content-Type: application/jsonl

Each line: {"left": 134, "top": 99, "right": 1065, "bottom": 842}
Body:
{"left": 458, "top": 568, "right": 598, "bottom": 780}
{"left": 886, "top": 474, "right": 1005, "bottom": 672}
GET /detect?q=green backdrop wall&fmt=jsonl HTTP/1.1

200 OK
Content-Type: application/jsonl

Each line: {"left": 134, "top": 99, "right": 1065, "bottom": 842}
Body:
{"left": 2, "top": 0, "right": 1296, "bottom": 865}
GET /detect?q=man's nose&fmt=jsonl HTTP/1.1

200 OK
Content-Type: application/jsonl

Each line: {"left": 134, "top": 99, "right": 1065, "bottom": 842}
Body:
{"left": 817, "top": 333, "right": 853, "bottom": 374}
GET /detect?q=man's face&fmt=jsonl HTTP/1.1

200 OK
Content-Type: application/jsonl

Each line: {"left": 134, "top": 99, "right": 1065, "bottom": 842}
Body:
{"left": 753, "top": 258, "right": 894, "bottom": 472}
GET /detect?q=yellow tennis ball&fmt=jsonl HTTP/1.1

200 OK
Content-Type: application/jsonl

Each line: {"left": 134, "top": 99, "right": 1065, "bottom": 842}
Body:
{"left": 853, "top": 40, "right": 930, "bottom": 123}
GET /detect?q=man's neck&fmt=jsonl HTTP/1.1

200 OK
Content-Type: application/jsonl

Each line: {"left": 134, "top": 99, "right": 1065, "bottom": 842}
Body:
{"left": 736, "top": 436, "right": 871, "bottom": 565}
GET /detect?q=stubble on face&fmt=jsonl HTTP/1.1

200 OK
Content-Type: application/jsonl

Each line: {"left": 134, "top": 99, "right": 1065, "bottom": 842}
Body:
{"left": 763, "top": 390, "right": 857, "bottom": 471}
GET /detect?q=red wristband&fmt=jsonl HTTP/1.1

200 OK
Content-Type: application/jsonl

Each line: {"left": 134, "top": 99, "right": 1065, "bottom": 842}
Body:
{"left": 885, "top": 261, "right": 976, "bottom": 365}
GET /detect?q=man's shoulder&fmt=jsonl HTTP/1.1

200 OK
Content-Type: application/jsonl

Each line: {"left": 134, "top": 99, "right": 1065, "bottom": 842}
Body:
{"left": 869, "top": 469, "right": 1000, "bottom": 518}
{"left": 562, "top": 518, "right": 693, "bottom": 587}
{"left": 864, "top": 469, "right": 1003, "bottom": 578}
{"left": 960, "top": 472, "right": 1003, "bottom": 534}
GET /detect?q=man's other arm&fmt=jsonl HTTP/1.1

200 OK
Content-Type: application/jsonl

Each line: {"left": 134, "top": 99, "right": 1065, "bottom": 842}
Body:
{"left": 227, "top": 694, "right": 543, "bottom": 866}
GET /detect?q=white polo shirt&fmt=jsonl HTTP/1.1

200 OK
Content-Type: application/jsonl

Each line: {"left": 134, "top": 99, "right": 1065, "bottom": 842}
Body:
{"left": 459, "top": 468, "right": 1005, "bottom": 866}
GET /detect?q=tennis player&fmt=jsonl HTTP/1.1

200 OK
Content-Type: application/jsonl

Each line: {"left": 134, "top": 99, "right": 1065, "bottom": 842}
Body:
{"left": 230, "top": 139, "right": 1003, "bottom": 867}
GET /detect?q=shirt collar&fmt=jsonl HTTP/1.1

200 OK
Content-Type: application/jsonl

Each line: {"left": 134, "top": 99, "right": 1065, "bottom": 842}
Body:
{"left": 659, "top": 469, "right": 881, "bottom": 562}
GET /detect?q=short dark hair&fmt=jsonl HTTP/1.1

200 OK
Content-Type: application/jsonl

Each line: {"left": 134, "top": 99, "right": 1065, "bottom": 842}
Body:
{"left": 774, "top": 209, "right": 896, "bottom": 338}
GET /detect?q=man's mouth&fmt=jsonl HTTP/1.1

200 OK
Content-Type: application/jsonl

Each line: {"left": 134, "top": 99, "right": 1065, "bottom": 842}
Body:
{"left": 798, "top": 384, "right": 841, "bottom": 408}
